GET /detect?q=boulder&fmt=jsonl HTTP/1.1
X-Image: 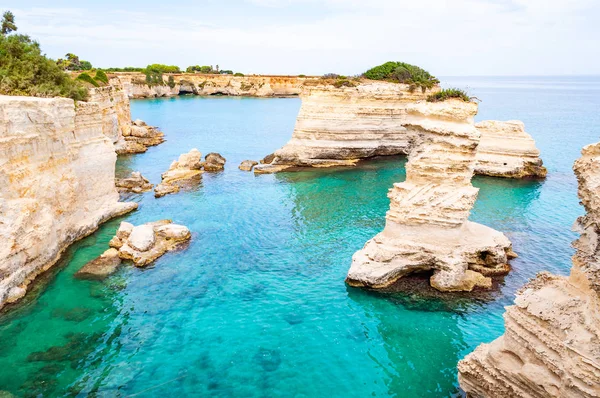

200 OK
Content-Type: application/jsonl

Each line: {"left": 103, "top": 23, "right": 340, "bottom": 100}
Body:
{"left": 127, "top": 225, "right": 155, "bottom": 252}
{"left": 154, "top": 149, "right": 204, "bottom": 198}
{"left": 115, "top": 171, "right": 153, "bottom": 193}
{"left": 239, "top": 160, "right": 258, "bottom": 171}
{"left": 204, "top": 152, "right": 226, "bottom": 171}
{"left": 116, "top": 222, "right": 134, "bottom": 240}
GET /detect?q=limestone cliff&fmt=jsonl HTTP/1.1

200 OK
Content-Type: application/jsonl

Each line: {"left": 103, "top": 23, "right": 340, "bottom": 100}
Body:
{"left": 457, "top": 142, "right": 600, "bottom": 397}
{"left": 345, "top": 98, "right": 514, "bottom": 292}
{"left": 87, "top": 85, "right": 164, "bottom": 154}
{"left": 254, "top": 82, "right": 544, "bottom": 178}
{"left": 0, "top": 96, "right": 137, "bottom": 309}
{"left": 475, "top": 120, "right": 547, "bottom": 178}
{"left": 110, "top": 73, "right": 306, "bottom": 98}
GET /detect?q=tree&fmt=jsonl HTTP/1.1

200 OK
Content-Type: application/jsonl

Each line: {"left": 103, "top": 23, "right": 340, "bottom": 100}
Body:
{"left": 1, "top": 11, "right": 17, "bottom": 35}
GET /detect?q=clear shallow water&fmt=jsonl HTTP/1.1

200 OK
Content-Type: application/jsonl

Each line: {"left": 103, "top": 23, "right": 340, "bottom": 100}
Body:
{"left": 1, "top": 77, "right": 599, "bottom": 397}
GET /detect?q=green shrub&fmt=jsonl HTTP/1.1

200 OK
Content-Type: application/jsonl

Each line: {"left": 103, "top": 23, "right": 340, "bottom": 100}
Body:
{"left": 333, "top": 79, "right": 356, "bottom": 88}
{"left": 426, "top": 88, "right": 471, "bottom": 103}
{"left": 363, "top": 61, "right": 439, "bottom": 92}
{"left": 298, "top": 74, "right": 306, "bottom": 77}
{"left": 145, "top": 64, "right": 180, "bottom": 74}
{"left": 103, "top": 67, "right": 145, "bottom": 72}
{"left": 76, "top": 72, "right": 99, "bottom": 87}
{"left": 220, "top": 70, "right": 233, "bottom": 75}
{"left": 234, "top": 72, "right": 244, "bottom": 77}
{"left": 167, "top": 75, "right": 175, "bottom": 88}
{"left": 94, "top": 70, "right": 108, "bottom": 84}
{"left": 0, "top": 18, "right": 88, "bottom": 101}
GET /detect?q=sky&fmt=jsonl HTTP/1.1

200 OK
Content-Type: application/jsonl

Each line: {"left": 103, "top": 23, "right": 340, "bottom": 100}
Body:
{"left": 2, "top": 0, "right": 599, "bottom": 76}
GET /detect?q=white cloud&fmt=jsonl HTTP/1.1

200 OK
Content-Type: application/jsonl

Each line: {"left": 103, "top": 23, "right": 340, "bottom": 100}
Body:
{"left": 6, "top": 0, "right": 600, "bottom": 75}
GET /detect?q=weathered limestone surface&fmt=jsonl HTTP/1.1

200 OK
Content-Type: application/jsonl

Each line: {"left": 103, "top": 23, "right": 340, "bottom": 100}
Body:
{"left": 115, "top": 171, "right": 153, "bottom": 193}
{"left": 108, "top": 220, "right": 191, "bottom": 267}
{"left": 88, "top": 85, "right": 164, "bottom": 154}
{"left": 204, "top": 152, "right": 226, "bottom": 171}
{"left": 254, "top": 82, "right": 543, "bottom": 178}
{"left": 155, "top": 149, "right": 204, "bottom": 197}
{"left": 475, "top": 120, "right": 547, "bottom": 178}
{"left": 0, "top": 96, "right": 137, "bottom": 309}
{"left": 458, "top": 142, "right": 600, "bottom": 397}
{"left": 345, "top": 98, "right": 514, "bottom": 292}
{"left": 111, "top": 73, "right": 308, "bottom": 98}
{"left": 74, "top": 248, "right": 121, "bottom": 280}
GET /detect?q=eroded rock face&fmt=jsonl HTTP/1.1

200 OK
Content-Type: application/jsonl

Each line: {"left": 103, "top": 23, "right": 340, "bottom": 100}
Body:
{"left": 115, "top": 171, "right": 153, "bottom": 193}
{"left": 458, "top": 142, "right": 600, "bottom": 397}
{"left": 155, "top": 149, "right": 204, "bottom": 197}
{"left": 253, "top": 83, "right": 544, "bottom": 178}
{"left": 475, "top": 120, "right": 547, "bottom": 178}
{"left": 111, "top": 73, "right": 307, "bottom": 98}
{"left": 345, "top": 99, "right": 514, "bottom": 292}
{"left": 88, "top": 84, "right": 165, "bottom": 155}
{"left": 109, "top": 220, "right": 191, "bottom": 267}
{"left": 0, "top": 96, "right": 137, "bottom": 309}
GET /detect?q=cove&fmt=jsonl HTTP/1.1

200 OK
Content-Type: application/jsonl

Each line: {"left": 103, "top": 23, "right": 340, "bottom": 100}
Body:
{"left": 0, "top": 77, "right": 598, "bottom": 397}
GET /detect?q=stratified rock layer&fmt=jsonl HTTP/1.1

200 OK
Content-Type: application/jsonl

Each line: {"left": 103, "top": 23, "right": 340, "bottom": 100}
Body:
{"left": 458, "top": 142, "right": 600, "bottom": 397}
{"left": 0, "top": 96, "right": 137, "bottom": 309}
{"left": 345, "top": 98, "right": 514, "bottom": 292}
{"left": 475, "top": 120, "right": 547, "bottom": 178}
{"left": 87, "top": 85, "right": 164, "bottom": 154}
{"left": 254, "top": 82, "right": 544, "bottom": 178}
{"left": 111, "top": 73, "right": 307, "bottom": 98}
{"left": 115, "top": 171, "right": 153, "bottom": 193}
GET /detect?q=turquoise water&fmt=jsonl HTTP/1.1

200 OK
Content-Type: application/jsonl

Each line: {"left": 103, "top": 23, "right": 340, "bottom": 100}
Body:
{"left": 1, "top": 77, "right": 599, "bottom": 397}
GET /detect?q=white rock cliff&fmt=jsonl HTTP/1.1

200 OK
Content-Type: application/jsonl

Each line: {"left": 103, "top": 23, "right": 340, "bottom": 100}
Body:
{"left": 0, "top": 96, "right": 137, "bottom": 309}
{"left": 457, "top": 142, "right": 600, "bottom": 397}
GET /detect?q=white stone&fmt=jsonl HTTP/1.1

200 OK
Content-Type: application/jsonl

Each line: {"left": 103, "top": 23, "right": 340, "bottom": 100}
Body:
{"left": 127, "top": 225, "right": 156, "bottom": 252}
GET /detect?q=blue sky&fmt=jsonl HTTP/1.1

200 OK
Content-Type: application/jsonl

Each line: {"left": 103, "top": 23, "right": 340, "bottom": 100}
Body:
{"left": 3, "top": 0, "right": 599, "bottom": 76}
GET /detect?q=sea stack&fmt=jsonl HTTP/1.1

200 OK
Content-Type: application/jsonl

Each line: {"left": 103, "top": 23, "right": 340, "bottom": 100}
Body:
{"left": 457, "top": 141, "right": 600, "bottom": 397}
{"left": 346, "top": 99, "right": 515, "bottom": 292}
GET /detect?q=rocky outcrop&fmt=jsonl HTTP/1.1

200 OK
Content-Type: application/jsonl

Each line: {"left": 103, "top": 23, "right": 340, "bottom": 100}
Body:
{"left": 108, "top": 220, "right": 191, "bottom": 267}
{"left": 87, "top": 85, "right": 164, "bottom": 154}
{"left": 457, "top": 142, "right": 600, "bottom": 397}
{"left": 115, "top": 171, "right": 153, "bottom": 193}
{"left": 204, "top": 152, "right": 226, "bottom": 171}
{"left": 155, "top": 149, "right": 203, "bottom": 197}
{"left": 239, "top": 160, "right": 258, "bottom": 171}
{"left": 110, "top": 73, "right": 308, "bottom": 98}
{"left": 475, "top": 120, "right": 547, "bottom": 178}
{"left": 254, "top": 83, "right": 544, "bottom": 178}
{"left": 345, "top": 98, "right": 514, "bottom": 292}
{"left": 0, "top": 96, "right": 137, "bottom": 309}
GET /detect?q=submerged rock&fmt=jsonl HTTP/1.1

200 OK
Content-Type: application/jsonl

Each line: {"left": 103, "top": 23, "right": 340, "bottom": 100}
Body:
{"left": 458, "top": 141, "right": 600, "bottom": 397}
{"left": 239, "top": 160, "right": 258, "bottom": 171}
{"left": 115, "top": 171, "right": 153, "bottom": 193}
{"left": 204, "top": 152, "right": 226, "bottom": 171}
{"left": 155, "top": 149, "right": 204, "bottom": 198}
{"left": 74, "top": 248, "right": 122, "bottom": 280}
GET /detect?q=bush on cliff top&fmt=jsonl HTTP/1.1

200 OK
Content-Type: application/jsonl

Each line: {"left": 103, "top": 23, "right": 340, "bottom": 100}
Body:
{"left": 426, "top": 88, "right": 471, "bottom": 103}
{"left": 0, "top": 12, "right": 88, "bottom": 101}
{"left": 94, "top": 70, "right": 108, "bottom": 84}
{"left": 363, "top": 61, "right": 439, "bottom": 92}
{"left": 76, "top": 72, "right": 99, "bottom": 87}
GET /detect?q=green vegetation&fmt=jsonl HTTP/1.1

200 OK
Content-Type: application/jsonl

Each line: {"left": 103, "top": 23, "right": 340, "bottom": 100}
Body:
{"left": 186, "top": 65, "right": 215, "bottom": 73}
{"left": 167, "top": 75, "right": 175, "bottom": 88}
{"left": 145, "top": 64, "right": 180, "bottom": 74}
{"left": 298, "top": 74, "right": 306, "bottom": 78}
{"left": 426, "top": 88, "right": 471, "bottom": 103}
{"left": 102, "top": 67, "right": 145, "bottom": 72}
{"left": 76, "top": 72, "right": 99, "bottom": 87}
{"left": 94, "top": 70, "right": 108, "bottom": 84}
{"left": 0, "top": 11, "right": 88, "bottom": 100}
{"left": 56, "top": 53, "right": 92, "bottom": 71}
{"left": 363, "top": 61, "right": 439, "bottom": 92}
{"left": 234, "top": 72, "right": 244, "bottom": 77}
{"left": 332, "top": 79, "right": 357, "bottom": 88}
{"left": 220, "top": 70, "right": 233, "bottom": 75}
